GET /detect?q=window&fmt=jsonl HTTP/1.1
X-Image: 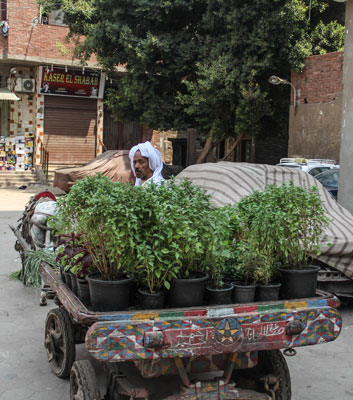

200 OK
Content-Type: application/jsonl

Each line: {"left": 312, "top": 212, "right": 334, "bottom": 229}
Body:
{"left": 40, "top": 6, "right": 67, "bottom": 26}
{"left": 49, "top": 9, "right": 67, "bottom": 26}
{"left": 308, "top": 166, "right": 330, "bottom": 176}
{"left": 0, "top": 0, "right": 7, "bottom": 21}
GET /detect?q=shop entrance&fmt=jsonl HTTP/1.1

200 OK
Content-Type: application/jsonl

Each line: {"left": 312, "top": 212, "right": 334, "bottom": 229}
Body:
{"left": 44, "top": 96, "right": 97, "bottom": 165}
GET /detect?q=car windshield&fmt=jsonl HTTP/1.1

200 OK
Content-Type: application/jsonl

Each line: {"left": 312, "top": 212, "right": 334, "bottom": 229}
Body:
{"left": 315, "top": 170, "right": 339, "bottom": 187}
{"left": 308, "top": 166, "right": 332, "bottom": 177}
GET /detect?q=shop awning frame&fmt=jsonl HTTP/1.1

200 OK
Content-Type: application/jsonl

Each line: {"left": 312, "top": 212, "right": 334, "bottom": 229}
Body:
{"left": 0, "top": 88, "right": 20, "bottom": 101}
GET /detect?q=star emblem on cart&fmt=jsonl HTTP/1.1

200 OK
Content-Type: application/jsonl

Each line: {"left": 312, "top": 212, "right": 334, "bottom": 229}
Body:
{"left": 214, "top": 318, "right": 242, "bottom": 346}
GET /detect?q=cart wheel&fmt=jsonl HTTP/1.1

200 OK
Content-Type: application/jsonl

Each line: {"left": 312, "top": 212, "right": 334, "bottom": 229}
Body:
{"left": 232, "top": 350, "right": 291, "bottom": 400}
{"left": 44, "top": 308, "right": 76, "bottom": 378}
{"left": 70, "top": 360, "right": 100, "bottom": 400}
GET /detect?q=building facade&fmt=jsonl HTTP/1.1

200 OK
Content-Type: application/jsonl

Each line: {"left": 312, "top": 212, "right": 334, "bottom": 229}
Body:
{"left": 0, "top": 0, "right": 109, "bottom": 170}
{"left": 289, "top": 51, "right": 344, "bottom": 162}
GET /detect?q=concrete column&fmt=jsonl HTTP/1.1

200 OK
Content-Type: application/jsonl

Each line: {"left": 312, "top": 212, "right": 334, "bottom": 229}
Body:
{"left": 338, "top": 0, "right": 353, "bottom": 212}
{"left": 0, "top": 101, "right": 9, "bottom": 135}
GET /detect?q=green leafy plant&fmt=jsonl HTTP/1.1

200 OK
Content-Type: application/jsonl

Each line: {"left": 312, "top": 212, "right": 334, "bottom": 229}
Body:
{"left": 203, "top": 205, "right": 238, "bottom": 289}
{"left": 55, "top": 232, "right": 92, "bottom": 277}
{"left": 51, "top": 174, "right": 140, "bottom": 280}
{"left": 135, "top": 180, "right": 234, "bottom": 293}
{"left": 21, "top": 250, "right": 60, "bottom": 287}
{"left": 235, "top": 181, "right": 330, "bottom": 269}
{"left": 230, "top": 237, "right": 277, "bottom": 285}
{"left": 51, "top": 174, "right": 239, "bottom": 293}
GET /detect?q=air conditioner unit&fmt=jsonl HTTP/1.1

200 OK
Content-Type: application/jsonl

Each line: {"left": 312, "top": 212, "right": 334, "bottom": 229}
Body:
{"left": 14, "top": 78, "right": 36, "bottom": 93}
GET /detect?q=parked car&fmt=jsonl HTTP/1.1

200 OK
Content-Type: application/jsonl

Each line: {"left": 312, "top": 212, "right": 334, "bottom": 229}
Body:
{"left": 315, "top": 168, "right": 339, "bottom": 200}
{"left": 277, "top": 157, "right": 339, "bottom": 177}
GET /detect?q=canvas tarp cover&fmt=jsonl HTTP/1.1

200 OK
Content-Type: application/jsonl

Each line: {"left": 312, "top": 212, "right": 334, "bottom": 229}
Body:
{"left": 54, "top": 150, "right": 134, "bottom": 192}
{"left": 175, "top": 162, "right": 353, "bottom": 279}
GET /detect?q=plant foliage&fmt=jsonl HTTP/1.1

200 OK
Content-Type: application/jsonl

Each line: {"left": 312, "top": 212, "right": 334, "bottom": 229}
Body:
{"left": 21, "top": 250, "right": 60, "bottom": 287}
{"left": 55, "top": 232, "right": 92, "bottom": 276}
{"left": 235, "top": 181, "right": 330, "bottom": 270}
{"left": 38, "top": 0, "right": 345, "bottom": 149}
{"left": 50, "top": 174, "right": 235, "bottom": 291}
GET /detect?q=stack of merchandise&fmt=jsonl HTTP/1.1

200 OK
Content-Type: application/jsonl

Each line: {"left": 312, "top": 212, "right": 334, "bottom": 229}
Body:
{"left": 0, "top": 135, "right": 34, "bottom": 171}
{"left": 5, "top": 137, "right": 16, "bottom": 170}
{"left": 24, "top": 133, "right": 34, "bottom": 170}
{"left": 0, "top": 137, "right": 6, "bottom": 171}
{"left": 16, "top": 136, "right": 25, "bottom": 171}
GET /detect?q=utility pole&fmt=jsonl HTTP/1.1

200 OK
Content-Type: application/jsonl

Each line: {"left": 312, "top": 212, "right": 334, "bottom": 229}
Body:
{"left": 337, "top": 0, "right": 353, "bottom": 213}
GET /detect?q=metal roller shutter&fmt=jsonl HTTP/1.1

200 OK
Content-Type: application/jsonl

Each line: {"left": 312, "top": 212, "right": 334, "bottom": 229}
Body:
{"left": 44, "top": 96, "right": 97, "bottom": 165}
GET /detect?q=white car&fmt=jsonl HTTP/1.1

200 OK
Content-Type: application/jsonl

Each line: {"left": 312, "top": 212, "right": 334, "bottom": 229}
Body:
{"left": 277, "top": 158, "right": 340, "bottom": 177}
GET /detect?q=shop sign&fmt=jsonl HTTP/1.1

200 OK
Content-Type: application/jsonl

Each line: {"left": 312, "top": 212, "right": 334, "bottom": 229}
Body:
{"left": 38, "top": 66, "right": 105, "bottom": 98}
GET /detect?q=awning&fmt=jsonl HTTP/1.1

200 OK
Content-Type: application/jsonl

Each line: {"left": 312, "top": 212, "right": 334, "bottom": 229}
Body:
{"left": 0, "top": 88, "right": 20, "bottom": 100}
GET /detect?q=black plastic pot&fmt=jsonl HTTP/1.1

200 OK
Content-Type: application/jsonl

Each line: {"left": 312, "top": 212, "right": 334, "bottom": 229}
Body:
{"left": 86, "top": 273, "right": 134, "bottom": 312}
{"left": 169, "top": 272, "right": 208, "bottom": 308}
{"left": 60, "top": 265, "right": 65, "bottom": 283}
{"left": 256, "top": 282, "right": 281, "bottom": 302}
{"left": 205, "top": 283, "right": 233, "bottom": 305}
{"left": 63, "top": 270, "right": 72, "bottom": 290}
{"left": 77, "top": 277, "right": 90, "bottom": 307}
{"left": 70, "top": 273, "right": 79, "bottom": 296}
{"left": 278, "top": 265, "right": 320, "bottom": 299}
{"left": 232, "top": 281, "right": 257, "bottom": 304}
{"left": 138, "top": 289, "right": 165, "bottom": 310}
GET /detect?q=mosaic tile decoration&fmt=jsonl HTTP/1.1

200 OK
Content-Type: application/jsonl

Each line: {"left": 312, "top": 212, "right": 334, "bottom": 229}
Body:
{"left": 86, "top": 299, "right": 341, "bottom": 362}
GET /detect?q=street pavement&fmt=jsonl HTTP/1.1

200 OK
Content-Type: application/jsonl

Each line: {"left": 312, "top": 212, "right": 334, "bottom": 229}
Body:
{"left": 1, "top": 187, "right": 353, "bottom": 399}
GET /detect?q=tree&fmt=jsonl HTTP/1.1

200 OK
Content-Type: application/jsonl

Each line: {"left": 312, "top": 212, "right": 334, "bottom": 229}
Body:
{"left": 40, "top": 0, "right": 345, "bottom": 162}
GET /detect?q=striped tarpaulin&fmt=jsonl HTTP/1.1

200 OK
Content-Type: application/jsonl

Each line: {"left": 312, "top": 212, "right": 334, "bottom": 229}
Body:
{"left": 176, "top": 162, "right": 353, "bottom": 279}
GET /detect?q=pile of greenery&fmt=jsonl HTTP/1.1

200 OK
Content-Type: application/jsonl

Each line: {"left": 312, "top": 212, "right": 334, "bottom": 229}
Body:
{"left": 47, "top": 174, "right": 332, "bottom": 297}
{"left": 21, "top": 250, "right": 60, "bottom": 287}
{"left": 230, "top": 181, "right": 331, "bottom": 284}
{"left": 50, "top": 174, "right": 234, "bottom": 293}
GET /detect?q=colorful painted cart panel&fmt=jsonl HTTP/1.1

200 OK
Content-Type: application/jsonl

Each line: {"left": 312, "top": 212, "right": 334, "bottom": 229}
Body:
{"left": 85, "top": 299, "right": 341, "bottom": 362}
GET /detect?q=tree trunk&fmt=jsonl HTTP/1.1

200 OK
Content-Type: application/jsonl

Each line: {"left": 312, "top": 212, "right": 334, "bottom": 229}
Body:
{"left": 221, "top": 136, "right": 242, "bottom": 161}
{"left": 196, "top": 135, "right": 222, "bottom": 164}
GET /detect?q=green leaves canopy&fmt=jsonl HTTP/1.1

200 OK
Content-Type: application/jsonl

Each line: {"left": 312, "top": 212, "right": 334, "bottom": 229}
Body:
{"left": 39, "top": 0, "right": 345, "bottom": 140}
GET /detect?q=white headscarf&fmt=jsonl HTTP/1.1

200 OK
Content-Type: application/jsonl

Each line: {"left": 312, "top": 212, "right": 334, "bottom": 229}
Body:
{"left": 129, "top": 141, "right": 164, "bottom": 186}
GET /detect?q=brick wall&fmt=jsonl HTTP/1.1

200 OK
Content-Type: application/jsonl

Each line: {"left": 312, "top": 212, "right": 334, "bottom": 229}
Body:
{"left": 0, "top": 36, "right": 7, "bottom": 56}
{"left": 7, "top": 0, "right": 95, "bottom": 63}
{"left": 141, "top": 128, "right": 177, "bottom": 164}
{"left": 9, "top": 66, "right": 35, "bottom": 137}
{"left": 288, "top": 51, "right": 344, "bottom": 162}
{"left": 291, "top": 51, "right": 344, "bottom": 104}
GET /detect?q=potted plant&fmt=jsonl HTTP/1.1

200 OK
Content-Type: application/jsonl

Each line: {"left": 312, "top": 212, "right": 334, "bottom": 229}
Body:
{"left": 54, "top": 232, "right": 93, "bottom": 304}
{"left": 155, "top": 180, "right": 217, "bottom": 307}
{"left": 51, "top": 175, "right": 139, "bottom": 311}
{"left": 235, "top": 182, "right": 330, "bottom": 299}
{"left": 55, "top": 232, "right": 86, "bottom": 295}
{"left": 235, "top": 237, "right": 281, "bottom": 302}
{"left": 227, "top": 238, "right": 258, "bottom": 303}
{"left": 204, "top": 206, "right": 235, "bottom": 305}
{"left": 134, "top": 180, "right": 213, "bottom": 308}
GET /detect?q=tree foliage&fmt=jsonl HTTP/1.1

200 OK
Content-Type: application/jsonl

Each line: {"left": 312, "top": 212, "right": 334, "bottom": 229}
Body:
{"left": 39, "top": 0, "right": 345, "bottom": 150}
